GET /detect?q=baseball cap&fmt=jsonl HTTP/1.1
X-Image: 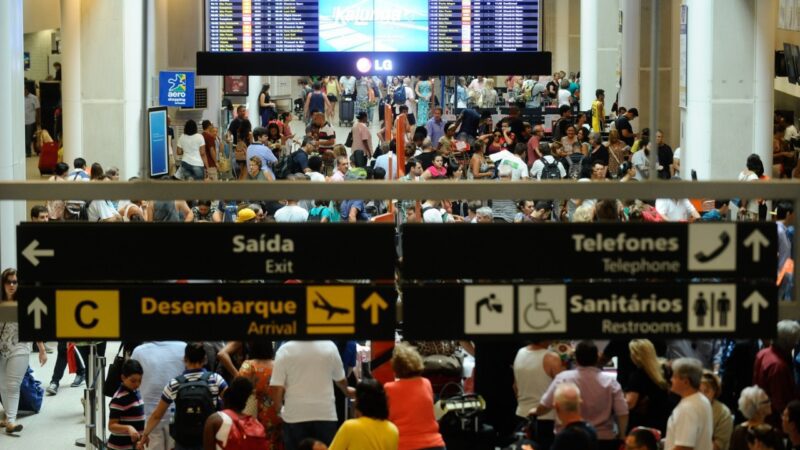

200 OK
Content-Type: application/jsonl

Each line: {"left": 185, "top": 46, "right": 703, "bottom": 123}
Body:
{"left": 236, "top": 208, "right": 257, "bottom": 223}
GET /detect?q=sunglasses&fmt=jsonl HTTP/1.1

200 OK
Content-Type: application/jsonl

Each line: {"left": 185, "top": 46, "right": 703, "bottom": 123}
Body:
{"left": 5, "top": 280, "right": 18, "bottom": 285}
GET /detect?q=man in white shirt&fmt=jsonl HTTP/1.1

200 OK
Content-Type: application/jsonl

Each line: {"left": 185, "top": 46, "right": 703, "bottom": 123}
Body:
{"left": 24, "top": 85, "right": 40, "bottom": 157}
{"left": 131, "top": 341, "right": 186, "bottom": 450}
{"left": 665, "top": 358, "right": 714, "bottom": 450}
{"left": 374, "top": 147, "right": 398, "bottom": 180}
{"left": 338, "top": 75, "right": 356, "bottom": 97}
{"left": 557, "top": 80, "right": 572, "bottom": 107}
{"left": 530, "top": 144, "right": 567, "bottom": 180}
{"left": 490, "top": 145, "right": 530, "bottom": 181}
{"left": 655, "top": 198, "right": 700, "bottom": 222}
{"left": 274, "top": 200, "right": 309, "bottom": 222}
{"left": 270, "top": 341, "right": 351, "bottom": 449}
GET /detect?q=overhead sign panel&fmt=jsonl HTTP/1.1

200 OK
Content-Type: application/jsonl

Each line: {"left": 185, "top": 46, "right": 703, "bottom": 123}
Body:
{"left": 402, "top": 283, "right": 777, "bottom": 340}
{"left": 17, "top": 223, "right": 396, "bottom": 282}
{"left": 18, "top": 284, "right": 395, "bottom": 341}
{"left": 401, "top": 223, "right": 777, "bottom": 280}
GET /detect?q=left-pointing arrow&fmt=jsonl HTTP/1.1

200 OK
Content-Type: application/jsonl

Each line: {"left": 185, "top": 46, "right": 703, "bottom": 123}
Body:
{"left": 27, "top": 297, "right": 48, "bottom": 330}
{"left": 22, "top": 240, "right": 55, "bottom": 267}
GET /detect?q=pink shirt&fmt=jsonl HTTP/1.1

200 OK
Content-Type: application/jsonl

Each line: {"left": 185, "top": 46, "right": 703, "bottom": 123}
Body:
{"left": 540, "top": 366, "right": 629, "bottom": 440}
{"left": 330, "top": 170, "right": 345, "bottom": 182}
{"left": 351, "top": 122, "right": 372, "bottom": 154}
{"left": 385, "top": 377, "right": 445, "bottom": 450}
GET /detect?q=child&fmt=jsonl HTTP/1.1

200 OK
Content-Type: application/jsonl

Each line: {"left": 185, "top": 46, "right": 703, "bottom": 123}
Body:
{"left": 108, "top": 359, "right": 145, "bottom": 450}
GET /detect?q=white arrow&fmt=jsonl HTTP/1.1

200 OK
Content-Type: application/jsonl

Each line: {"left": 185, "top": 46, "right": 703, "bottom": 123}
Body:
{"left": 743, "top": 229, "right": 769, "bottom": 263}
{"left": 22, "top": 240, "right": 55, "bottom": 267}
{"left": 27, "top": 297, "right": 47, "bottom": 330}
{"left": 742, "top": 291, "right": 769, "bottom": 324}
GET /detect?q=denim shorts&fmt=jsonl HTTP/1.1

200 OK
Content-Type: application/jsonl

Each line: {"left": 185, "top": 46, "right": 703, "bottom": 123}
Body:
{"left": 179, "top": 161, "right": 205, "bottom": 180}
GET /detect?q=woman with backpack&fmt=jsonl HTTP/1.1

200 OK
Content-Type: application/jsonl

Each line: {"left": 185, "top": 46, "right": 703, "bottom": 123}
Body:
{"left": 329, "top": 379, "right": 399, "bottom": 450}
{"left": 203, "top": 377, "right": 267, "bottom": 450}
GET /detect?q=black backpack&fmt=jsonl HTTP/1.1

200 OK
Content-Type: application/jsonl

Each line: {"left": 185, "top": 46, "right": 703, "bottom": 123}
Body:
{"left": 540, "top": 157, "right": 562, "bottom": 180}
{"left": 272, "top": 152, "right": 296, "bottom": 180}
{"left": 393, "top": 86, "right": 406, "bottom": 105}
{"left": 566, "top": 154, "right": 586, "bottom": 180}
{"left": 170, "top": 372, "right": 215, "bottom": 446}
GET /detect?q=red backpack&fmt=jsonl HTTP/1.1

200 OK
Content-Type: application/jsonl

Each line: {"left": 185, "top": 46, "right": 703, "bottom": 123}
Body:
{"left": 217, "top": 410, "right": 268, "bottom": 450}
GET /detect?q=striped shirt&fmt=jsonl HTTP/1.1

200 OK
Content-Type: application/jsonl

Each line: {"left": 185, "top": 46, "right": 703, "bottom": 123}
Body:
{"left": 160, "top": 369, "right": 228, "bottom": 409}
{"left": 108, "top": 386, "right": 145, "bottom": 450}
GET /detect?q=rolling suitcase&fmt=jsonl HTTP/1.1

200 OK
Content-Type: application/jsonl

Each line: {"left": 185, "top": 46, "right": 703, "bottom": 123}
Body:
{"left": 38, "top": 141, "right": 59, "bottom": 175}
{"left": 339, "top": 96, "right": 355, "bottom": 127}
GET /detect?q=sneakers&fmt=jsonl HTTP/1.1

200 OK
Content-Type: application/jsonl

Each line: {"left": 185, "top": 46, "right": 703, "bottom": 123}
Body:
{"left": 70, "top": 374, "right": 85, "bottom": 388}
{"left": 46, "top": 382, "right": 58, "bottom": 395}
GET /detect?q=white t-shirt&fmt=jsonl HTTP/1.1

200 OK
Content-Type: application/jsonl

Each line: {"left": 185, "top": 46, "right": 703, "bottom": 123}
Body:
{"left": 270, "top": 341, "right": 346, "bottom": 423}
{"left": 339, "top": 76, "right": 356, "bottom": 95}
{"left": 632, "top": 150, "right": 651, "bottom": 181}
{"left": 490, "top": 150, "right": 529, "bottom": 181}
{"left": 468, "top": 78, "right": 485, "bottom": 94}
{"left": 274, "top": 205, "right": 309, "bottom": 223}
{"left": 308, "top": 172, "right": 326, "bottom": 182}
{"left": 530, "top": 155, "right": 567, "bottom": 180}
{"left": 665, "top": 392, "right": 714, "bottom": 450}
{"left": 25, "top": 93, "right": 40, "bottom": 125}
{"left": 656, "top": 198, "right": 698, "bottom": 222}
{"left": 374, "top": 152, "right": 398, "bottom": 180}
{"left": 422, "top": 204, "right": 445, "bottom": 223}
{"left": 784, "top": 124, "right": 798, "bottom": 141}
{"left": 513, "top": 347, "right": 556, "bottom": 419}
{"left": 131, "top": 341, "right": 186, "bottom": 425}
{"left": 557, "top": 89, "right": 572, "bottom": 107}
{"left": 673, "top": 147, "right": 681, "bottom": 178}
{"left": 405, "top": 86, "right": 416, "bottom": 113}
{"left": 177, "top": 133, "right": 206, "bottom": 167}
{"left": 88, "top": 200, "right": 120, "bottom": 222}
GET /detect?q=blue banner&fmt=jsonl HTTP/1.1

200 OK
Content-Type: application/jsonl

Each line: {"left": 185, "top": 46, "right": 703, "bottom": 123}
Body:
{"left": 148, "top": 107, "right": 169, "bottom": 177}
{"left": 159, "top": 71, "right": 195, "bottom": 107}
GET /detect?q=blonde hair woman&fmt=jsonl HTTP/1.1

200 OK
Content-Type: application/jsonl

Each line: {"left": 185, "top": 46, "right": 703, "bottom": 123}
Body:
{"left": 700, "top": 371, "right": 733, "bottom": 450}
{"left": 625, "top": 339, "right": 673, "bottom": 434}
{"left": 383, "top": 343, "right": 446, "bottom": 450}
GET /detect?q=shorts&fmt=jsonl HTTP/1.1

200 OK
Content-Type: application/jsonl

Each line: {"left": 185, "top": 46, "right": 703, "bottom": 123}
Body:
{"left": 327, "top": 94, "right": 338, "bottom": 103}
{"left": 407, "top": 113, "right": 416, "bottom": 126}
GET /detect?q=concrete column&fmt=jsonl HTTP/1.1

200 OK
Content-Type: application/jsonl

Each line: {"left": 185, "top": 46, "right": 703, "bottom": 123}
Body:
{"left": 0, "top": 0, "right": 26, "bottom": 269}
{"left": 619, "top": 0, "right": 641, "bottom": 111}
{"left": 60, "top": 0, "right": 83, "bottom": 166}
{"left": 552, "top": 0, "right": 571, "bottom": 74}
{"left": 579, "top": 0, "right": 620, "bottom": 111}
{"left": 683, "top": 0, "right": 774, "bottom": 180}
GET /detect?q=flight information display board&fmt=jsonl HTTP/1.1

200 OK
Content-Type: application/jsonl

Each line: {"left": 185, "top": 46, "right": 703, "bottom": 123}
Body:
{"left": 206, "top": 0, "right": 539, "bottom": 53}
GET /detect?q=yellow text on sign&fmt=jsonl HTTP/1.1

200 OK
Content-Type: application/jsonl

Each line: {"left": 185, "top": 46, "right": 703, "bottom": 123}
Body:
{"left": 307, "top": 286, "right": 354, "bottom": 334}
{"left": 56, "top": 290, "right": 120, "bottom": 338}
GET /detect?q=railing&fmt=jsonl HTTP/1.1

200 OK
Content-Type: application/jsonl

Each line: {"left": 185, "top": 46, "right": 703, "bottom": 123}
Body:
{"left": 1, "top": 179, "right": 798, "bottom": 323}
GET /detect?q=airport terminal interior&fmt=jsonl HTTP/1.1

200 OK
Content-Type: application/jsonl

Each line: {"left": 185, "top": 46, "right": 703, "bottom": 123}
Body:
{"left": 1, "top": 0, "right": 800, "bottom": 449}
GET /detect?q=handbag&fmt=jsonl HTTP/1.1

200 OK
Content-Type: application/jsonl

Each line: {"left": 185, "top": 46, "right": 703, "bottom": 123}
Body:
{"left": 234, "top": 140, "right": 248, "bottom": 162}
{"left": 217, "top": 141, "right": 232, "bottom": 173}
{"left": 0, "top": 366, "right": 44, "bottom": 413}
{"left": 103, "top": 345, "right": 126, "bottom": 397}
{"left": 421, "top": 342, "right": 463, "bottom": 378}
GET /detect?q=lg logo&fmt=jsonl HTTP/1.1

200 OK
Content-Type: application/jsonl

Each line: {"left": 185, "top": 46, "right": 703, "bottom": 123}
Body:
{"left": 356, "top": 57, "right": 393, "bottom": 73}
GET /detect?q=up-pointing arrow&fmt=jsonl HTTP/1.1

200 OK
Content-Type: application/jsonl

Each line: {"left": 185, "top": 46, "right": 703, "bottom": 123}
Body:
{"left": 27, "top": 297, "right": 48, "bottom": 330}
{"left": 742, "top": 291, "right": 769, "bottom": 324}
{"left": 743, "top": 229, "right": 769, "bottom": 263}
{"left": 22, "top": 240, "right": 55, "bottom": 267}
{"left": 361, "top": 292, "right": 389, "bottom": 325}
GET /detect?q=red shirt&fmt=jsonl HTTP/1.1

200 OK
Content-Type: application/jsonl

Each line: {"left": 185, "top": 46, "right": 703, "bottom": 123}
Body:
{"left": 385, "top": 377, "right": 445, "bottom": 450}
{"left": 753, "top": 345, "right": 798, "bottom": 424}
{"left": 202, "top": 131, "right": 217, "bottom": 168}
{"left": 527, "top": 135, "right": 541, "bottom": 167}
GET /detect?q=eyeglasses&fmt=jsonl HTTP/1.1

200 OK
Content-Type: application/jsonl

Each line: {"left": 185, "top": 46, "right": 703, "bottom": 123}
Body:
{"left": 5, "top": 280, "right": 18, "bottom": 285}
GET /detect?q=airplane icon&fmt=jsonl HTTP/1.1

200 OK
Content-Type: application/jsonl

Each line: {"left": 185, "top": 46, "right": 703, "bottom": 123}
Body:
{"left": 313, "top": 292, "right": 350, "bottom": 319}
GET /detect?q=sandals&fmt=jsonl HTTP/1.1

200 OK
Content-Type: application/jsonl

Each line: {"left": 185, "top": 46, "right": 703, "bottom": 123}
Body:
{"left": 5, "top": 423, "right": 23, "bottom": 434}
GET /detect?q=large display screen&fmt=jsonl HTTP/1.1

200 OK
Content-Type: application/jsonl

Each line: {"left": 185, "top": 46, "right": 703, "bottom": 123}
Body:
{"left": 206, "top": 0, "right": 540, "bottom": 53}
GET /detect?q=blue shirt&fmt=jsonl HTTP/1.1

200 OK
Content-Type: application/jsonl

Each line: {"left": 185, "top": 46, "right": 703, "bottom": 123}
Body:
{"left": 246, "top": 143, "right": 277, "bottom": 178}
{"left": 340, "top": 200, "right": 369, "bottom": 221}
{"left": 426, "top": 117, "right": 446, "bottom": 147}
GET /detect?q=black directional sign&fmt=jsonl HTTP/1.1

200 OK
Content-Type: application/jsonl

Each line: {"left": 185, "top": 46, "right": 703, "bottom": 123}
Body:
{"left": 402, "top": 282, "right": 777, "bottom": 340}
{"left": 17, "top": 223, "right": 397, "bottom": 282}
{"left": 401, "top": 223, "right": 777, "bottom": 280}
{"left": 17, "top": 284, "right": 396, "bottom": 341}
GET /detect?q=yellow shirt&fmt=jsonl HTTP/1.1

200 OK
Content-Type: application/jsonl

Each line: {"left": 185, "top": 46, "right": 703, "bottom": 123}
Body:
{"left": 591, "top": 100, "right": 604, "bottom": 132}
{"left": 329, "top": 417, "right": 399, "bottom": 450}
{"left": 326, "top": 80, "right": 340, "bottom": 97}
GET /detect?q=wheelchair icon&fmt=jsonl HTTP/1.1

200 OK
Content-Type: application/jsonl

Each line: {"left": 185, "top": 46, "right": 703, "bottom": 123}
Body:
{"left": 523, "top": 286, "right": 561, "bottom": 330}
